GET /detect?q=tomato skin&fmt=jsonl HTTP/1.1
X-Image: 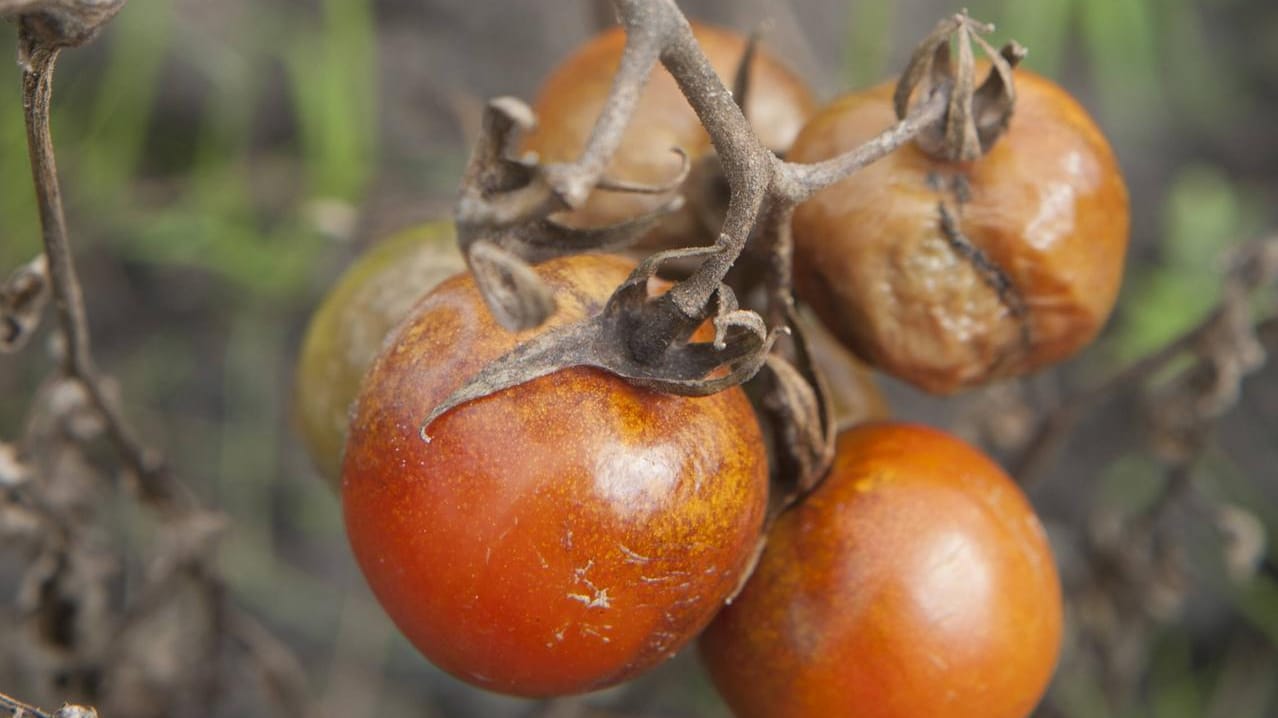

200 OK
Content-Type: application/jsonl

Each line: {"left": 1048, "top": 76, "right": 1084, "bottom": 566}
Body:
{"left": 342, "top": 254, "right": 768, "bottom": 697}
{"left": 789, "top": 72, "right": 1129, "bottom": 394}
{"left": 523, "top": 23, "right": 816, "bottom": 250}
{"left": 294, "top": 223, "right": 464, "bottom": 485}
{"left": 700, "top": 422, "right": 1062, "bottom": 718}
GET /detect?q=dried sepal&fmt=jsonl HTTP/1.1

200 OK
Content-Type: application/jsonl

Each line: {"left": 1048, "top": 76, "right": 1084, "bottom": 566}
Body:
{"left": 972, "top": 41, "right": 1026, "bottom": 152}
{"left": 4, "top": 0, "right": 126, "bottom": 56}
{"left": 892, "top": 16, "right": 957, "bottom": 120}
{"left": 420, "top": 248, "right": 777, "bottom": 442}
{"left": 752, "top": 310, "right": 836, "bottom": 509}
{"left": 595, "top": 147, "right": 691, "bottom": 194}
{"left": 462, "top": 96, "right": 538, "bottom": 201}
{"left": 457, "top": 96, "right": 695, "bottom": 331}
{"left": 464, "top": 192, "right": 688, "bottom": 331}
{"left": 894, "top": 11, "right": 1019, "bottom": 161}
{"left": 465, "top": 240, "right": 557, "bottom": 332}
{"left": 943, "top": 24, "right": 981, "bottom": 161}
{"left": 523, "top": 194, "right": 686, "bottom": 261}
{"left": 1, "top": 254, "right": 50, "bottom": 353}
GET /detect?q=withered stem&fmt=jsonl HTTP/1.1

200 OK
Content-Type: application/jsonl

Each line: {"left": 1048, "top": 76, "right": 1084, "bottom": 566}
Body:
{"left": 1014, "top": 289, "right": 1278, "bottom": 487}
{"left": 776, "top": 90, "right": 948, "bottom": 202}
{"left": 20, "top": 29, "right": 188, "bottom": 512}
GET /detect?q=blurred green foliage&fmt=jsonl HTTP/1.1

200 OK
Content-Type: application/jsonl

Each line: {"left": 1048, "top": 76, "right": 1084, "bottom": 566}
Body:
{"left": 0, "top": 0, "right": 1274, "bottom": 715}
{"left": 0, "top": 0, "right": 377, "bottom": 300}
{"left": 1114, "top": 164, "right": 1269, "bottom": 362}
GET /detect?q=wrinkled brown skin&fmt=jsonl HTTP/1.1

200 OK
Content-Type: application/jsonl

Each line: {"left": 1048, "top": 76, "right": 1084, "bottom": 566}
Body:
{"left": 342, "top": 254, "right": 768, "bottom": 697}
{"left": 700, "top": 422, "right": 1063, "bottom": 718}
{"left": 790, "top": 72, "right": 1130, "bottom": 394}
{"left": 294, "top": 223, "right": 465, "bottom": 486}
{"left": 523, "top": 23, "right": 817, "bottom": 251}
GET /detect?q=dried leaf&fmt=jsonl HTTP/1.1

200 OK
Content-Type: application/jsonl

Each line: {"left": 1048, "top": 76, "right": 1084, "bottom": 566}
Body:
{"left": 1, "top": 255, "right": 50, "bottom": 354}
{"left": 4, "top": 0, "right": 127, "bottom": 54}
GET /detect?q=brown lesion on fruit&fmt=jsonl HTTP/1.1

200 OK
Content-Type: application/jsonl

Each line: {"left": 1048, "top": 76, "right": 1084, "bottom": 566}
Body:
{"left": 936, "top": 201, "right": 1033, "bottom": 359}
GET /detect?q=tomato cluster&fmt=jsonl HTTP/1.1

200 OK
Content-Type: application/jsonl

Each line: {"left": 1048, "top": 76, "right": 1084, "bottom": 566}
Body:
{"left": 789, "top": 71, "right": 1129, "bottom": 394}
{"left": 294, "top": 16, "right": 1128, "bottom": 716}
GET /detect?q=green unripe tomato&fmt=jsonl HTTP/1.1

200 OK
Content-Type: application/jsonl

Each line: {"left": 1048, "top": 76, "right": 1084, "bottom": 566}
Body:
{"left": 294, "top": 222, "right": 464, "bottom": 486}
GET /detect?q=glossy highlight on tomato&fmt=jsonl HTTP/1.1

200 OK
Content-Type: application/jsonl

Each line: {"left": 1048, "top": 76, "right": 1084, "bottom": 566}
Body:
{"left": 790, "top": 71, "right": 1130, "bottom": 394}
{"left": 342, "top": 254, "right": 768, "bottom": 697}
{"left": 294, "top": 223, "right": 464, "bottom": 485}
{"left": 523, "top": 22, "right": 816, "bottom": 251}
{"left": 700, "top": 422, "right": 1063, "bottom": 718}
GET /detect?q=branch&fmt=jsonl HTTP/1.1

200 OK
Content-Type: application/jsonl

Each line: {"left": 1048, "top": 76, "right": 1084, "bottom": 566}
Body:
{"left": 450, "top": 0, "right": 958, "bottom": 369}
{"left": 0, "top": 691, "right": 97, "bottom": 718}
{"left": 1014, "top": 238, "right": 1278, "bottom": 485}
{"left": 19, "top": 21, "right": 190, "bottom": 512}
{"left": 775, "top": 90, "right": 947, "bottom": 202}
{"left": 432, "top": 0, "right": 1004, "bottom": 496}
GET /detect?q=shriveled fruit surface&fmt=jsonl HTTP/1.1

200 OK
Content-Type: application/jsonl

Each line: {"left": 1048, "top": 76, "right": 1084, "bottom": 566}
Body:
{"left": 790, "top": 72, "right": 1129, "bottom": 394}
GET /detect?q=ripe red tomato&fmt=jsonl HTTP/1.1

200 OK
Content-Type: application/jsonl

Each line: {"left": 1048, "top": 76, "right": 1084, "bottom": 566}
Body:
{"left": 294, "top": 223, "right": 464, "bottom": 486}
{"left": 342, "top": 254, "right": 768, "bottom": 697}
{"left": 523, "top": 22, "right": 816, "bottom": 251}
{"left": 789, "top": 71, "right": 1129, "bottom": 394}
{"left": 700, "top": 422, "right": 1063, "bottom": 718}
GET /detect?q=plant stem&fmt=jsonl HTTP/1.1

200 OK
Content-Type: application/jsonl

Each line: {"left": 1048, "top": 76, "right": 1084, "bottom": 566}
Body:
{"left": 20, "top": 29, "right": 186, "bottom": 511}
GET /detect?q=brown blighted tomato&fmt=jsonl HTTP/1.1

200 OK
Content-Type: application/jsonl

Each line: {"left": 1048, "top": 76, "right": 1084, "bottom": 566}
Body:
{"left": 700, "top": 422, "right": 1062, "bottom": 718}
{"left": 294, "top": 223, "right": 464, "bottom": 486}
{"left": 789, "top": 71, "right": 1129, "bottom": 394}
{"left": 523, "top": 23, "right": 816, "bottom": 250}
{"left": 342, "top": 254, "right": 768, "bottom": 697}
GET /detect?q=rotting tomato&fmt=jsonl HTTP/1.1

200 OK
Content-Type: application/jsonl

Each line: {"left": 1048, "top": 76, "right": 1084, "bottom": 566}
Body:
{"left": 341, "top": 253, "right": 768, "bottom": 697}
{"left": 523, "top": 22, "right": 816, "bottom": 253}
{"left": 294, "top": 223, "right": 464, "bottom": 486}
{"left": 700, "top": 422, "right": 1063, "bottom": 718}
{"left": 789, "top": 71, "right": 1129, "bottom": 394}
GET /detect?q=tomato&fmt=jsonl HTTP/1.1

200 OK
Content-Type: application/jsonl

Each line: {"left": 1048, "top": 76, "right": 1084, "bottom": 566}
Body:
{"left": 789, "top": 71, "right": 1129, "bottom": 394}
{"left": 294, "top": 223, "right": 464, "bottom": 486}
{"left": 342, "top": 253, "right": 769, "bottom": 697}
{"left": 523, "top": 23, "right": 816, "bottom": 252}
{"left": 700, "top": 422, "right": 1062, "bottom": 718}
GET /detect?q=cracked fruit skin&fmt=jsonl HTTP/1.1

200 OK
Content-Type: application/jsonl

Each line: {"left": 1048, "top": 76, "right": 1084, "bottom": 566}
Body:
{"left": 700, "top": 422, "right": 1062, "bottom": 718}
{"left": 294, "top": 223, "right": 464, "bottom": 486}
{"left": 341, "top": 254, "right": 768, "bottom": 697}
{"left": 523, "top": 22, "right": 815, "bottom": 252}
{"left": 789, "top": 71, "right": 1129, "bottom": 394}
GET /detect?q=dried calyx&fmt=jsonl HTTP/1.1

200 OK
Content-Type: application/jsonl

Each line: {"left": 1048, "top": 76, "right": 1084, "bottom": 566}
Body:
{"left": 428, "top": 0, "right": 1009, "bottom": 499}
{"left": 894, "top": 11, "right": 1025, "bottom": 162}
{"left": 1, "top": 0, "right": 126, "bottom": 55}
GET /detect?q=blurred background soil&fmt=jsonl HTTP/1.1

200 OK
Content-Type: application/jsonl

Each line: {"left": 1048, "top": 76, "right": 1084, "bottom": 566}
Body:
{"left": 1, "top": 0, "right": 1276, "bottom": 716}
